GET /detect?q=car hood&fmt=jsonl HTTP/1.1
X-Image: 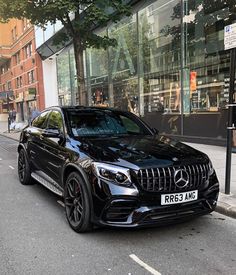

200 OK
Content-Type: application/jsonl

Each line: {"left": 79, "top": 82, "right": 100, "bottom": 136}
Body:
{"left": 76, "top": 135, "right": 208, "bottom": 170}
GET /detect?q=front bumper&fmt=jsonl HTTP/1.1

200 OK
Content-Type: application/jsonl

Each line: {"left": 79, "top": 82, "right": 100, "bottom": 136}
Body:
{"left": 91, "top": 173, "right": 219, "bottom": 228}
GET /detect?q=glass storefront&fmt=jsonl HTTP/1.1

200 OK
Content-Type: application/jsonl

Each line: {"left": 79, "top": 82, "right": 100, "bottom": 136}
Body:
{"left": 57, "top": 47, "right": 77, "bottom": 106}
{"left": 139, "top": 0, "right": 181, "bottom": 135}
{"left": 182, "top": 0, "right": 235, "bottom": 138}
{"left": 56, "top": 0, "right": 236, "bottom": 140}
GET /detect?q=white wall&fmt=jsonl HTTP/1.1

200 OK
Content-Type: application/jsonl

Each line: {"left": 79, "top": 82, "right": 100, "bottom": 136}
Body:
{"left": 43, "top": 58, "right": 59, "bottom": 107}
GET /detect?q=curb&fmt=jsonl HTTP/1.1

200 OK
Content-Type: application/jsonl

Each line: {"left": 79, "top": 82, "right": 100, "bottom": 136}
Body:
{"left": 215, "top": 201, "right": 236, "bottom": 219}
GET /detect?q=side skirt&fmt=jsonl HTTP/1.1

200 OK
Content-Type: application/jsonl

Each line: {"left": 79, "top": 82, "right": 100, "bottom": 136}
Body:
{"left": 31, "top": 172, "right": 63, "bottom": 197}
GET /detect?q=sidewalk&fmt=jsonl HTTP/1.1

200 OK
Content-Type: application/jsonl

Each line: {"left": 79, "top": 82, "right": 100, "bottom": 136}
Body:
{"left": 0, "top": 121, "right": 22, "bottom": 141}
{"left": 186, "top": 142, "right": 236, "bottom": 219}
{"left": 0, "top": 120, "right": 235, "bottom": 219}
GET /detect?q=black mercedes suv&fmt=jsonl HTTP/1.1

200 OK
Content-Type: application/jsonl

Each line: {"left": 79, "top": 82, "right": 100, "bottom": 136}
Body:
{"left": 17, "top": 106, "right": 219, "bottom": 232}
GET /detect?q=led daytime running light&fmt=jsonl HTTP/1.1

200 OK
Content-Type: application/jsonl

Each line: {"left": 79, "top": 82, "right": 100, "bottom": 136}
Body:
{"left": 92, "top": 162, "right": 131, "bottom": 184}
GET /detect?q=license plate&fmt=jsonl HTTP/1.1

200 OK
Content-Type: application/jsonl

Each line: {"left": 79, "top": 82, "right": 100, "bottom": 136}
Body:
{"left": 161, "top": 190, "right": 198, "bottom": 205}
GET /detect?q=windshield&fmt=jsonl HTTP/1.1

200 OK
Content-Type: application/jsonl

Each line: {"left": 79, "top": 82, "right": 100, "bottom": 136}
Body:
{"left": 67, "top": 109, "right": 152, "bottom": 137}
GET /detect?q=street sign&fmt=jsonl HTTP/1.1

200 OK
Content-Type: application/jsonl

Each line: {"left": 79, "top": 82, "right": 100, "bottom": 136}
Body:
{"left": 224, "top": 23, "right": 236, "bottom": 50}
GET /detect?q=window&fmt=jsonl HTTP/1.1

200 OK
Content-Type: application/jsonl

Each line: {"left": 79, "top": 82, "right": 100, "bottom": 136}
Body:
{"left": 16, "top": 77, "right": 20, "bottom": 88}
{"left": 47, "top": 111, "right": 64, "bottom": 132}
{"left": 32, "top": 111, "right": 50, "bottom": 129}
{"left": 14, "top": 26, "right": 17, "bottom": 40}
{"left": 16, "top": 77, "right": 23, "bottom": 88}
{"left": 31, "top": 70, "right": 35, "bottom": 83}
{"left": 68, "top": 110, "right": 150, "bottom": 137}
{"left": 120, "top": 115, "right": 141, "bottom": 134}
{"left": 7, "top": 81, "right": 11, "bottom": 90}
{"left": 28, "top": 70, "right": 35, "bottom": 84}
{"left": 11, "top": 26, "right": 17, "bottom": 41}
{"left": 6, "top": 61, "right": 10, "bottom": 71}
{"left": 14, "top": 52, "right": 20, "bottom": 64}
{"left": 24, "top": 42, "right": 32, "bottom": 58}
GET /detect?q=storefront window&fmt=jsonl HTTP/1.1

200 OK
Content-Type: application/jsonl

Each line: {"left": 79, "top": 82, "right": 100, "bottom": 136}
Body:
{"left": 108, "top": 15, "right": 139, "bottom": 115}
{"left": 57, "top": 48, "right": 72, "bottom": 106}
{"left": 86, "top": 38, "right": 109, "bottom": 107}
{"left": 139, "top": 0, "right": 181, "bottom": 134}
{"left": 75, "top": 0, "right": 236, "bottom": 139}
{"left": 69, "top": 48, "right": 77, "bottom": 105}
{"left": 183, "top": 0, "right": 233, "bottom": 113}
{"left": 182, "top": 0, "right": 236, "bottom": 138}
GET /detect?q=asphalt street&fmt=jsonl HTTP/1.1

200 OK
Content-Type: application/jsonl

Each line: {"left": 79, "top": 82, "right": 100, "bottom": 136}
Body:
{"left": 0, "top": 135, "right": 236, "bottom": 275}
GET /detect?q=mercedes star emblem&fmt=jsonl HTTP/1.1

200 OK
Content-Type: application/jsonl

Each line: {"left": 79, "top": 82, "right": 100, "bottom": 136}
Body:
{"left": 174, "top": 169, "right": 189, "bottom": 188}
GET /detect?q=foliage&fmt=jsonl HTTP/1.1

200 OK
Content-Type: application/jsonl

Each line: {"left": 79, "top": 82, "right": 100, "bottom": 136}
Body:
{"left": 0, "top": 0, "right": 132, "bottom": 104}
{"left": 0, "top": 0, "right": 132, "bottom": 50}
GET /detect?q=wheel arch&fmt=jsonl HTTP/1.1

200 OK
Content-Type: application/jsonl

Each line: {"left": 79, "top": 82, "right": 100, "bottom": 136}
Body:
{"left": 17, "top": 143, "right": 30, "bottom": 161}
{"left": 62, "top": 164, "right": 94, "bottom": 219}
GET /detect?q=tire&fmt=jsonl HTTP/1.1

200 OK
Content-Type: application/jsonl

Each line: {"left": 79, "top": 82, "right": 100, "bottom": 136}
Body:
{"left": 64, "top": 172, "right": 92, "bottom": 233}
{"left": 18, "top": 149, "right": 33, "bottom": 185}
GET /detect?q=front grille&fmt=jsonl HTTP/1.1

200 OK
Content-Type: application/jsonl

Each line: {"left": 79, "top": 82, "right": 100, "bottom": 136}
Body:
{"left": 137, "top": 163, "right": 210, "bottom": 192}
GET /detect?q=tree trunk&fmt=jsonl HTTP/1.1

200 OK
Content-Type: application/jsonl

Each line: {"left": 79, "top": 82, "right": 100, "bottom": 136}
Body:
{"left": 73, "top": 35, "right": 86, "bottom": 106}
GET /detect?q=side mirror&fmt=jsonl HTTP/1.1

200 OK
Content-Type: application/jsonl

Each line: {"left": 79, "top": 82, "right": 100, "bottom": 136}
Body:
{"left": 42, "top": 128, "right": 62, "bottom": 138}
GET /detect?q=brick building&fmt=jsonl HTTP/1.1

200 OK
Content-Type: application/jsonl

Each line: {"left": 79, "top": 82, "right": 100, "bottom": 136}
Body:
{"left": 0, "top": 19, "right": 45, "bottom": 122}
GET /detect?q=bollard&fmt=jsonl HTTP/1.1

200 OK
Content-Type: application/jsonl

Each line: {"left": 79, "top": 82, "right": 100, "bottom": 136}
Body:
{"left": 8, "top": 116, "right": 11, "bottom": 133}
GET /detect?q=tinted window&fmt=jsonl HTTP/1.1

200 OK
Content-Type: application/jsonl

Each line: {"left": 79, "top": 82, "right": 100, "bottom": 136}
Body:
{"left": 47, "top": 111, "right": 64, "bottom": 132}
{"left": 32, "top": 111, "right": 50, "bottom": 129}
{"left": 68, "top": 110, "right": 151, "bottom": 137}
{"left": 120, "top": 115, "right": 141, "bottom": 134}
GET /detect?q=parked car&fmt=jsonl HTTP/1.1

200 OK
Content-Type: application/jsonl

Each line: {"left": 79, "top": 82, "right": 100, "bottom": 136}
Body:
{"left": 17, "top": 106, "right": 219, "bottom": 232}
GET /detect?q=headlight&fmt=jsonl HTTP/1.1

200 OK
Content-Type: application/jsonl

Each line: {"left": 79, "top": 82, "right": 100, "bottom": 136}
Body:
{"left": 92, "top": 162, "right": 131, "bottom": 185}
{"left": 208, "top": 159, "right": 214, "bottom": 176}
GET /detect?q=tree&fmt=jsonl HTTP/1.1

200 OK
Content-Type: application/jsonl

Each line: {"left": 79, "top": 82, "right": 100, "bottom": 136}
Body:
{"left": 0, "top": 0, "right": 132, "bottom": 105}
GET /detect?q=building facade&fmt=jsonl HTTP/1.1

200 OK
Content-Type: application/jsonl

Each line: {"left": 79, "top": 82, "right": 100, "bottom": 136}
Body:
{"left": 36, "top": 0, "right": 236, "bottom": 144}
{"left": 0, "top": 19, "right": 45, "bottom": 122}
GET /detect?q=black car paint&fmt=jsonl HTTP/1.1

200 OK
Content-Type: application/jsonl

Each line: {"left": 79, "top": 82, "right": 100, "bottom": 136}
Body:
{"left": 18, "top": 106, "right": 219, "bottom": 228}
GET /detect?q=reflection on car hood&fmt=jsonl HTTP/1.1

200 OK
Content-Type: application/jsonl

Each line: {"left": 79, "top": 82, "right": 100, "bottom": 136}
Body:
{"left": 77, "top": 135, "right": 208, "bottom": 169}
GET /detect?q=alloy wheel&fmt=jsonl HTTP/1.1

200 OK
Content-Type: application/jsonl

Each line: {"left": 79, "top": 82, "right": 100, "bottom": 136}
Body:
{"left": 18, "top": 150, "right": 26, "bottom": 182}
{"left": 65, "top": 176, "right": 84, "bottom": 227}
